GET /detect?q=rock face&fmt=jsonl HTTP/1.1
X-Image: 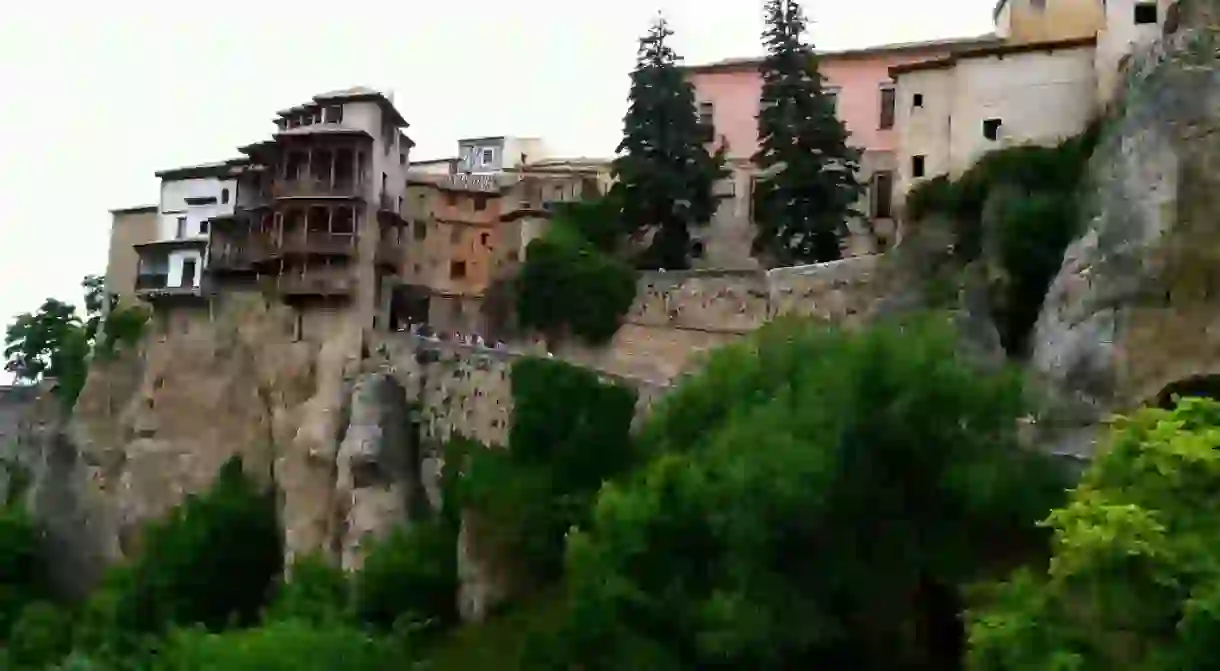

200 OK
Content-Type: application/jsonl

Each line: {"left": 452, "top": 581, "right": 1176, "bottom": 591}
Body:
{"left": 1032, "top": 0, "right": 1220, "bottom": 456}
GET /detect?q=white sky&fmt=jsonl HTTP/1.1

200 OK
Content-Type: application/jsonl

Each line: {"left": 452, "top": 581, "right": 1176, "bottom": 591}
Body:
{"left": 0, "top": 0, "right": 992, "bottom": 379}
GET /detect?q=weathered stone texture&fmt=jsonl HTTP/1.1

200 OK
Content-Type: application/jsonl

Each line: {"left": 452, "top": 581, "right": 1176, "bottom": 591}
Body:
{"left": 1032, "top": 5, "right": 1220, "bottom": 456}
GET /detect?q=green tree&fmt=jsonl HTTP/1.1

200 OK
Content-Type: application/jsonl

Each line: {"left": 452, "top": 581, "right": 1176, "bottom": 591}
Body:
{"left": 544, "top": 316, "right": 1066, "bottom": 670}
{"left": 752, "top": 0, "right": 862, "bottom": 265}
{"left": 266, "top": 554, "right": 351, "bottom": 627}
{"left": 352, "top": 519, "right": 459, "bottom": 632}
{"left": 0, "top": 505, "right": 47, "bottom": 637}
{"left": 969, "top": 397, "right": 1220, "bottom": 670}
{"left": 99, "top": 457, "right": 281, "bottom": 637}
{"left": 6, "top": 601, "right": 74, "bottom": 669}
{"left": 610, "top": 14, "right": 726, "bottom": 270}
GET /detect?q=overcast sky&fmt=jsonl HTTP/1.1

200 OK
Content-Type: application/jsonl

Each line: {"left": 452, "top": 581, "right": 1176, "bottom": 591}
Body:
{"left": 0, "top": 0, "right": 992, "bottom": 379}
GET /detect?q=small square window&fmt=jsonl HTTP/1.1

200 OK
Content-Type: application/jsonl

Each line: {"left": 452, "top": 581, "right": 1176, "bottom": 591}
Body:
{"left": 400, "top": 153, "right": 406, "bottom": 166}
{"left": 199, "top": 220, "right": 209, "bottom": 235}
{"left": 450, "top": 261, "right": 467, "bottom": 279}
{"left": 983, "top": 118, "right": 1002, "bottom": 141}
{"left": 912, "top": 155, "right": 926, "bottom": 178}
{"left": 221, "top": 188, "right": 230, "bottom": 204}
{"left": 480, "top": 148, "right": 495, "bottom": 166}
{"left": 1134, "top": 2, "right": 1158, "bottom": 24}
{"left": 414, "top": 222, "right": 427, "bottom": 241}
{"left": 480, "top": 232, "right": 490, "bottom": 246}
{"left": 474, "top": 194, "right": 488, "bottom": 211}
{"left": 913, "top": 93, "right": 924, "bottom": 108}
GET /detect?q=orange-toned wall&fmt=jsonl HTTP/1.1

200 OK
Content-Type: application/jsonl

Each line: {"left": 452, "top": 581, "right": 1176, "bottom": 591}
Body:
{"left": 690, "top": 48, "right": 967, "bottom": 160}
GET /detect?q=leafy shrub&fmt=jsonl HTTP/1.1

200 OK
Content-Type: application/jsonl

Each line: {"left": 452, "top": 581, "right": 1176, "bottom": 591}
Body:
{"left": 968, "top": 397, "right": 1220, "bottom": 670}
{"left": 452, "top": 358, "right": 639, "bottom": 586}
{"left": 902, "top": 126, "right": 1100, "bottom": 358}
{"left": 6, "top": 600, "right": 74, "bottom": 669}
{"left": 156, "top": 619, "right": 408, "bottom": 671}
{"left": 353, "top": 519, "right": 458, "bottom": 631}
{"left": 265, "top": 554, "right": 350, "bottom": 626}
{"left": 546, "top": 316, "right": 1067, "bottom": 669}
{"left": 94, "top": 305, "right": 149, "bottom": 361}
{"left": 515, "top": 209, "right": 638, "bottom": 345}
{"left": 0, "top": 505, "right": 47, "bottom": 637}
{"left": 102, "top": 457, "right": 281, "bottom": 636}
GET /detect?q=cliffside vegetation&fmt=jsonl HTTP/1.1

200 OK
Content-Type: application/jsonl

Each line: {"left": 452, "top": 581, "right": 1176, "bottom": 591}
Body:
{"left": 515, "top": 200, "right": 638, "bottom": 345}
{"left": 3, "top": 274, "right": 148, "bottom": 410}
{"left": 904, "top": 126, "right": 1100, "bottom": 358}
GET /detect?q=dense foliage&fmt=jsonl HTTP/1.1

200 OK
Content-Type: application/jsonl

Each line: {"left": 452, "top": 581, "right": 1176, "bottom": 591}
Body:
{"left": 515, "top": 204, "right": 638, "bottom": 345}
{"left": 536, "top": 316, "right": 1067, "bottom": 670}
{"left": 904, "top": 128, "right": 1099, "bottom": 357}
{"left": 353, "top": 519, "right": 458, "bottom": 631}
{"left": 969, "top": 397, "right": 1220, "bottom": 670}
{"left": 4, "top": 274, "right": 148, "bottom": 410}
{"left": 753, "top": 0, "right": 862, "bottom": 265}
{"left": 451, "top": 357, "right": 639, "bottom": 587}
{"left": 610, "top": 15, "right": 727, "bottom": 270}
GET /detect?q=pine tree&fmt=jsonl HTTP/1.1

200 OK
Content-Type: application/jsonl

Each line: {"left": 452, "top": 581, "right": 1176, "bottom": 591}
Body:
{"left": 753, "top": 0, "right": 863, "bottom": 265}
{"left": 611, "top": 14, "right": 727, "bottom": 270}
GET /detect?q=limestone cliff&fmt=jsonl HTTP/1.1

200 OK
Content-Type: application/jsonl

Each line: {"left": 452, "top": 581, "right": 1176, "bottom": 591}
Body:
{"left": 1032, "top": 0, "right": 1220, "bottom": 456}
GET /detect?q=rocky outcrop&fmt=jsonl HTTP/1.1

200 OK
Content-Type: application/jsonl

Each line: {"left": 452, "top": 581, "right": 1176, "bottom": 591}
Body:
{"left": 1032, "top": 0, "right": 1220, "bottom": 457}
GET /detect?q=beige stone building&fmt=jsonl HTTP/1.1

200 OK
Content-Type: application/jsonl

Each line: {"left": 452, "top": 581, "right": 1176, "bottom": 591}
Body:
{"left": 401, "top": 138, "right": 610, "bottom": 335}
{"left": 105, "top": 205, "right": 158, "bottom": 307}
{"left": 107, "top": 87, "right": 413, "bottom": 342}
{"left": 890, "top": 0, "right": 1179, "bottom": 211}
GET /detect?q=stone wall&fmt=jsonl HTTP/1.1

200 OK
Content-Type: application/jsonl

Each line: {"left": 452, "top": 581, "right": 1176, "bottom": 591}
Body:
{"left": 557, "top": 255, "right": 891, "bottom": 383}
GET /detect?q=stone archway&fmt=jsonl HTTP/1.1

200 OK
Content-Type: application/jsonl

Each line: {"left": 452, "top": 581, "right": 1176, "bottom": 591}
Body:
{"left": 1153, "top": 375, "right": 1220, "bottom": 409}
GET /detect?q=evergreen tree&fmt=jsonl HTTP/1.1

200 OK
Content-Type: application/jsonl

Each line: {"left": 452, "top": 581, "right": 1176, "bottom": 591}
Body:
{"left": 753, "top": 0, "right": 863, "bottom": 265}
{"left": 611, "top": 14, "right": 727, "bottom": 270}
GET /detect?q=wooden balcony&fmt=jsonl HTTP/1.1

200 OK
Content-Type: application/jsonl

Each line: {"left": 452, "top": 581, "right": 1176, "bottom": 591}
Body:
{"left": 135, "top": 273, "right": 206, "bottom": 300}
{"left": 376, "top": 238, "right": 406, "bottom": 269}
{"left": 278, "top": 233, "right": 357, "bottom": 257}
{"left": 208, "top": 244, "right": 258, "bottom": 272}
{"left": 274, "top": 178, "right": 362, "bottom": 199}
{"left": 264, "top": 271, "right": 354, "bottom": 297}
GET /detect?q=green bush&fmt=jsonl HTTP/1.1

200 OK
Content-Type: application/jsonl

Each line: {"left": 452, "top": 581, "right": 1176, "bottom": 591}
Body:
{"left": 352, "top": 519, "right": 458, "bottom": 632}
{"left": 6, "top": 600, "right": 74, "bottom": 669}
{"left": 101, "top": 457, "right": 281, "bottom": 636}
{"left": 902, "top": 127, "right": 1100, "bottom": 358}
{"left": 0, "top": 505, "right": 47, "bottom": 637}
{"left": 155, "top": 619, "right": 408, "bottom": 671}
{"left": 94, "top": 305, "right": 149, "bottom": 361}
{"left": 515, "top": 209, "right": 637, "bottom": 345}
{"left": 265, "top": 554, "right": 350, "bottom": 626}
{"left": 545, "top": 316, "right": 1067, "bottom": 669}
{"left": 968, "top": 397, "right": 1220, "bottom": 670}
{"left": 452, "top": 358, "right": 639, "bottom": 586}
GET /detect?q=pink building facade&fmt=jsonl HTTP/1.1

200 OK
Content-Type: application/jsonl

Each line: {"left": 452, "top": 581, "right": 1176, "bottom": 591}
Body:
{"left": 686, "top": 35, "right": 996, "bottom": 267}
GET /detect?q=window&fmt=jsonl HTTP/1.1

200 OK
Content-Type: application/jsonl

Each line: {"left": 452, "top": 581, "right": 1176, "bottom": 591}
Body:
{"left": 912, "top": 155, "right": 926, "bottom": 178}
{"left": 176, "top": 216, "right": 187, "bottom": 238}
{"left": 180, "top": 259, "right": 197, "bottom": 288}
{"left": 983, "top": 118, "right": 1002, "bottom": 141}
{"left": 474, "top": 194, "right": 488, "bottom": 211}
{"left": 400, "top": 153, "right": 406, "bottom": 166}
{"left": 690, "top": 240, "right": 705, "bottom": 260}
{"left": 480, "top": 232, "right": 490, "bottom": 246}
{"left": 450, "top": 261, "right": 467, "bottom": 279}
{"left": 480, "top": 148, "right": 495, "bottom": 166}
{"left": 292, "top": 310, "right": 303, "bottom": 342}
{"left": 913, "top": 93, "right": 924, "bottom": 108}
{"left": 445, "top": 192, "right": 456, "bottom": 206}
{"left": 879, "top": 87, "right": 897, "bottom": 129}
{"left": 508, "top": 250, "right": 519, "bottom": 262}
{"left": 414, "top": 222, "right": 427, "bottom": 240}
{"left": 414, "top": 263, "right": 422, "bottom": 274}
{"left": 697, "top": 101, "right": 715, "bottom": 143}
{"left": 221, "top": 188, "right": 230, "bottom": 204}
{"left": 199, "top": 219, "right": 209, "bottom": 235}
{"left": 324, "top": 106, "right": 343, "bottom": 123}
{"left": 1134, "top": 2, "right": 1158, "bottom": 24}
{"left": 872, "top": 171, "right": 894, "bottom": 219}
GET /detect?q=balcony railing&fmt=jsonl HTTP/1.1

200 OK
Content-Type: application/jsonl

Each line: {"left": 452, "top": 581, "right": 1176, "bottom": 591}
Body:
{"left": 278, "top": 233, "right": 357, "bottom": 256}
{"left": 267, "top": 271, "right": 354, "bottom": 297}
{"left": 135, "top": 273, "right": 168, "bottom": 291}
{"left": 135, "top": 273, "right": 205, "bottom": 299}
{"left": 274, "top": 177, "right": 362, "bottom": 199}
